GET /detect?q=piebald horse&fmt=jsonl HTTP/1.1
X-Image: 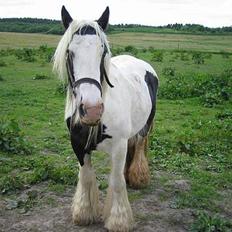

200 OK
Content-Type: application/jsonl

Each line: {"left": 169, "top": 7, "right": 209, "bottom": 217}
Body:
{"left": 53, "top": 6, "right": 158, "bottom": 232}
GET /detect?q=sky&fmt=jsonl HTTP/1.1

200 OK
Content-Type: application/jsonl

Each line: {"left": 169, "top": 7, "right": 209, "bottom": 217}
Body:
{"left": 0, "top": 0, "right": 231, "bottom": 27}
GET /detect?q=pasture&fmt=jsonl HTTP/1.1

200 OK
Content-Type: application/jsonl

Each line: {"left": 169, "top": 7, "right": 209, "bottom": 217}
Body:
{"left": 0, "top": 32, "right": 232, "bottom": 231}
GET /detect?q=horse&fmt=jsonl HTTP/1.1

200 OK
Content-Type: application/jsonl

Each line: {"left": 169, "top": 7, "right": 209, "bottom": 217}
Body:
{"left": 53, "top": 5, "right": 158, "bottom": 232}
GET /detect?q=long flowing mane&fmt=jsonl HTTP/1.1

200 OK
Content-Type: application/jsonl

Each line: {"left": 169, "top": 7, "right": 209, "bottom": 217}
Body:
{"left": 53, "top": 20, "right": 111, "bottom": 82}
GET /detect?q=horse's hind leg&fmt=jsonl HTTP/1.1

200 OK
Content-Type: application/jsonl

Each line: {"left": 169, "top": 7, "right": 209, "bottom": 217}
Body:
{"left": 125, "top": 134, "right": 150, "bottom": 189}
{"left": 72, "top": 154, "right": 100, "bottom": 225}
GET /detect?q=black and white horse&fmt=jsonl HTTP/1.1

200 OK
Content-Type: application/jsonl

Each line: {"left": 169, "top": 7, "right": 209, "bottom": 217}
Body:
{"left": 53, "top": 6, "right": 158, "bottom": 232}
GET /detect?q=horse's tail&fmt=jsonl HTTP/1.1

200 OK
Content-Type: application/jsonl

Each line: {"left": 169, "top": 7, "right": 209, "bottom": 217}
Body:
{"left": 124, "top": 131, "right": 151, "bottom": 189}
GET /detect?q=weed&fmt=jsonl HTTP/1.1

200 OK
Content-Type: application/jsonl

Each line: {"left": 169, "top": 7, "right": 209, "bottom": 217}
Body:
{"left": 47, "top": 183, "right": 66, "bottom": 193}
{"left": 142, "top": 48, "right": 147, "bottom": 53}
{"left": 191, "top": 211, "right": 232, "bottom": 232}
{"left": 192, "top": 52, "right": 205, "bottom": 64}
{"left": 180, "top": 52, "right": 189, "bottom": 61}
{"left": 18, "top": 190, "right": 39, "bottom": 211}
{"left": 220, "top": 50, "right": 230, "bottom": 59}
{"left": 0, "top": 175, "right": 24, "bottom": 193}
{"left": 55, "top": 82, "right": 67, "bottom": 95}
{"left": 200, "top": 71, "right": 231, "bottom": 107}
{"left": 32, "top": 73, "right": 49, "bottom": 80}
{"left": 14, "top": 48, "right": 36, "bottom": 62}
{"left": 0, "top": 119, "right": 33, "bottom": 155}
{"left": 152, "top": 50, "right": 164, "bottom": 62}
{"left": 216, "top": 111, "right": 232, "bottom": 120}
{"left": 148, "top": 46, "right": 155, "bottom": 52}
{"left": 0, "top": 74, "right": 4, "bottom": 81}
{"left": 204, "top": 53, "right": 212, "bottom": 59}
{"left": 162, "top": 67, "right": 176, "bottom": 77}
{"left": 124, "top": 45, "right": 138, "bottom": 55}
{"left": 159, "top": 70, "right": 231, "bottom": 107}
{"left": 111, "top": 47, "right": 124, "bottom": 56}
{"left": 0, "top": 60, "right": 7, "bottom": 66}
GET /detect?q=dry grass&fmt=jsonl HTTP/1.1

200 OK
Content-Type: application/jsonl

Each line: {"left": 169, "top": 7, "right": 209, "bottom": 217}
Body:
{"left": 1, "top": 32, "right": 232, "bottom": 53}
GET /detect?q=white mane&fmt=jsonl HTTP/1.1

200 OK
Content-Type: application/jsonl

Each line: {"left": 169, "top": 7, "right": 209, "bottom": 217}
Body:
{"left": 53, "top": 20, "right": 111, "bottom": 82}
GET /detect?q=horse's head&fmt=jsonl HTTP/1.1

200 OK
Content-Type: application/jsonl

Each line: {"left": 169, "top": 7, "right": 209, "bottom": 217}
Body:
{"left": 61, "top": 6, "right": 111, "bottom": 126}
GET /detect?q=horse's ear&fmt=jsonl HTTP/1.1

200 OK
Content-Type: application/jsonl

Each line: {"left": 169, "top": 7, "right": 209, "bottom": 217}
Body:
{"left": 97, "top": 6, "right": 110, "bottom": 31}
{"left": 61, "top": 6, "right": 73, "bottom": 30}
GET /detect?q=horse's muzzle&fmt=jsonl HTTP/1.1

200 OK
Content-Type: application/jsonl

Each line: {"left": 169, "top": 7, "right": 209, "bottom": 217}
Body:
{"left": 79, "top": 103, "right": 104, "bottom": 126}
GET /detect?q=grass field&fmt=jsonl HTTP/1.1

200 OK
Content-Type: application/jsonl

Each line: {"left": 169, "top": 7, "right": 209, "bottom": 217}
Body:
{"left": 1, "top": 31, "right": 232, "bottom": 52}
{"left": 0, "top": 32, "right": 232, "bottom": 231}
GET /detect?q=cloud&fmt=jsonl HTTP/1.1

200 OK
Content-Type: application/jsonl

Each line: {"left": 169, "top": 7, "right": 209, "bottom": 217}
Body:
{"left": 0, "top": 0, "right": 231, "bottom": 27}
{"left": 0, "top": 0, "right": 32, "bottom": 7}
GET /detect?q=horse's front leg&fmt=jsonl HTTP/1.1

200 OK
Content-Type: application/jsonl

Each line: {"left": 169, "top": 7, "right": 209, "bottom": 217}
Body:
{"left": 72, "top": 154, "right": 100, "bottom": 225}
{"left": 104, "top": 139, "right": 134, "bottom": 232}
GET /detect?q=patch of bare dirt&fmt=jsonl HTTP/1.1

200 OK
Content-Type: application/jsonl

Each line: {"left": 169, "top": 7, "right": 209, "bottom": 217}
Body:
{"left": 0, "top": 173, "right": 194, "bottom": 232}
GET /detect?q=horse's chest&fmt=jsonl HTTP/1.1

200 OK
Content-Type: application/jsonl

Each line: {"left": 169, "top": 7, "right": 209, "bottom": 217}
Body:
{"left": 66, "top": 118, "right": 112, "bottom": 165}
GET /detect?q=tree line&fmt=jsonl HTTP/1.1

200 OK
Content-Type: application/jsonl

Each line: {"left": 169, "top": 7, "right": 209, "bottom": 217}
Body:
{"left": 0, "top": 18, "right": 231, "bottom": 35}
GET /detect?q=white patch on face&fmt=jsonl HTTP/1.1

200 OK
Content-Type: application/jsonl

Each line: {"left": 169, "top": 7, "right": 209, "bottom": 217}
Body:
{"left": 80, "top": 83, "right": 102, "bottom": 106}
{"left": 68, "top": 34, "right": 104, "bottom": 106}
{"left": 69, "top": 34, "right": 102, "bottom": 81}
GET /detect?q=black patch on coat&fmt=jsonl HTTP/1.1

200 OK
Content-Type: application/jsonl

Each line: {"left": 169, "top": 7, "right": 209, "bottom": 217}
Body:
{"left": 76, "top": 26, "right": 96, "bottom": 35}
{"left": 66, "top": 118, "right": 112, "bottom": 166}
{"left": 139, "top": 71, "right": 159, "bottom": 137}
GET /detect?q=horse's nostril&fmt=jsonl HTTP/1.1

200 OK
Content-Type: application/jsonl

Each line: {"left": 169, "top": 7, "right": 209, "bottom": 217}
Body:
{"left": 79, "top": 104, "right": 86, "bottom": 117}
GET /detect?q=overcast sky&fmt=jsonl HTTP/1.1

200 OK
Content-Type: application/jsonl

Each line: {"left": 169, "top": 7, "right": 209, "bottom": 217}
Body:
{"left": 0, "top": 0, "right": 231, "bottom": 27}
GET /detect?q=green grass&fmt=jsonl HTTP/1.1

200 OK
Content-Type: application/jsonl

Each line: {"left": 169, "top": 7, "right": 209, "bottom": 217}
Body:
{"left": 0, "top": 32, "right": 231, "bottom": 229}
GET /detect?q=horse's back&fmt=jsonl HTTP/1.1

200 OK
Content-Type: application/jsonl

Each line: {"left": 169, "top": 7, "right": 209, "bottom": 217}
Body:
{"left": 111, "top": 55, "right": 158, "bottom": 80}
{"left": 102, "top": 55, "right": 158, "bottom": 139}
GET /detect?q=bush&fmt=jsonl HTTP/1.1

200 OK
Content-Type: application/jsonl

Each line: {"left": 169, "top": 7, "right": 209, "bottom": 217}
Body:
{"left": 142, "top": 48, "right": 147, "bottom": 53}
{"left": 0, "top": 175, "right": 24, "bottom": 193}
{"left": 14, "top": 48, "right": 36, "bottom": 62}
{"left": 38, "top": 45, "right": 55, "bottom": 63}
{"left": 220, "top": 50, "right": 230, "bottom": 59}
{"left": 152, "top": 50, "right": 164, "bottom": 62}
{"left": 201, "top": 92, "right": 222, "bottom": 107}
{"left": 158, "top": 74, "right": 194, "bottom": 99}
{"left": 200, "top": 70, "right": 231, "bottom": 107}
{"left": 0, "top": 119, "right": 33, "bottom": 155}
{"left": 162, "top": 67, "right": 176, "bottom": 77}
{"left": 216, "top": 111, "right": 232, "bottom": 120}
{"left": 180, "top": 52, "right": 189, "bottom": 61}
{"left": 192, "top": 52, "right": 205, "bottom": 64}
{"left": 148, "top": 46, "right": 155, "bottom": 52}
{"left": 159, "top": 70, "right": 231, "bottom": 107}
{"left": 111, "top": 47, "right": 124, "bottom": 56}
{"left": 0, "top": 156, "right": 78, "bottom": 193}
{"left": 204, "top": 53, "right": 212, "bottom": 59}
{"left": 0, "top": 60, "right": 7, "bottom": 67}
{"left": 124, "top": 45, "right": 138, "bottom": 55}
